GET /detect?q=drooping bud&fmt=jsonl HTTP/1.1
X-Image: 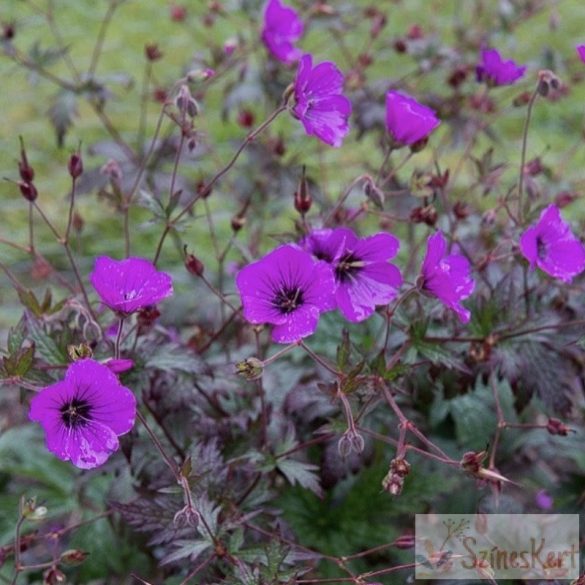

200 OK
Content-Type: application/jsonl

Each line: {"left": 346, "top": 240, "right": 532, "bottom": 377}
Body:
{"left": 410, "top": 204, "right": 437, "bottom": 226}
{"left": 453, "top": 201, "right": 470, "bottom": 219}
{"left": 175, "top": 85, "right": 199, "bottom": 118}
{"left": 235, "top": 357, "right": 264, "bottom": 381}
{"left": 43, "top": 568, "right": 66, "bottom": 585}
{"left": 537, "top": 69, "right": 561, "bottom": 97}
{"left": 364, "top": 181, "right": 384, "bottom": 210}
{"left": 237, "top": 109, "right": 255, "bottom": 128}
{"left": 460, "top": 450, "right": 487, "bottom": 474}
{"left": 231, "top": 215, "right": 246, "bottom": 232}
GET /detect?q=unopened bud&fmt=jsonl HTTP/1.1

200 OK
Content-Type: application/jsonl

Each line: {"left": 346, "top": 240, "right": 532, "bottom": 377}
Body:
{"left": 231, "top": 215, "right": 246, "bottom": 232}
{"left": 100, "top": 159, "right": 123, "bottom": 181}
{"left": 145, "top": 43, "right": 163, "bottom": 62}
{"left": 170, "top": 3, "right": 187, "bottom": 21}
{"left": 19, "top": 181, "right": 38, "bottom": 202}
{"left": 513, "top": 91, "right": 532, "bottom": 107}
{"left": 60, "top": 549, "right": 89, "bottom": 566}
{"left": 18, "top": 137, "right": 34, "bottom": 182}
{"left": 546, "top": 418, "right": 569, "bottom": 436}
{"left": 137, "top": 306, "right": 160, "bottom": 328}
{"left": 237, "top": 109, "right": 255, "bottom": 128}
{"left": 184, "top": 248, "right": 204, "bottom": 276}
{"left": 2, "top": 22, "right": 15, "bottom": 41}
{"left": 390, "top": 457, "right": 411, "bottom": 477}
{"left": 393, "top": 533, "right": 415, "bottom": 549}
{"left": 453, "top": 201, "right": 470, "bottom": 219}
{"left": 294, "top": 167, "right": 312, "bottom": 214}
{"left": 410, "top": 136, "right": 429, "bottom": 153}
{"left": 460, "top": 450, "right": 487, "bottom": 473}
{"left": 382, "top": 473, "right": 404, "bottom": 496}
{"left": 410, "top": 204, "right": 438, "bottom": 226}
{"left": 235, "top": 357, "right": 264, "bottom": 381}
{"left": 68, "top": 152, "right": 83, "bottom": 179}
{"left": 43, "top": 568, "right": 66, "bottom": 585}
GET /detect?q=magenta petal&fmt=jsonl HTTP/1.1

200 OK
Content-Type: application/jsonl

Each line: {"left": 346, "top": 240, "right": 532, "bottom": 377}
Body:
{"left": 386, "top": 91, "right": 440, "bottom": 146}
{"left": 577, "top": 45, "right": 585, "bottom": 64}
{"left": 272, "top": 304, "right": 320, "bottom": 343}
{"left": 90, "top": 256, "right": 173, "bottom": 314}
{"left": 64, "top": 423, "right": 120, "bottom": 470}
{"left": 519, "top": 204, "right": 585, "bottom": 283}
{"left": 292, "top": 54, "right": 352, "bottom": 148}
{"left": 477, "top": 48, "right": 526, "bottom": 86}
{"left": 337, "top": 263, "right": 402, "bottom": 322}
{"left": 235, "top": 244, "right": 336, "bottom": 344}
{"left": 28, "top": 358, "right": 136, "bottom": 469}
{"left": 353, "top": 233, "right": 400, "bottom": 262}
{"left": 421, "top": 231, "right": 475, "bottom": 323}
{"left": 262, "top": 0, "right": 304, "bottom": 63}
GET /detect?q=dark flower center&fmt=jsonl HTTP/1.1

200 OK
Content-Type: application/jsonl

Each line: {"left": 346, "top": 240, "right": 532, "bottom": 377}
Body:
{"left": 273, "top": 286, "right": 304, "bottom": 314}
{"left": 335, "top": 252, "right": 364, "bottom": 283}
{"left": 60, "top": 399, "right": 92, "bottom": 428}
{"left": 314, "top": 249, "right": 333, "bottom": 263}
{"left": 536, "top": 236, "right": 547, "bottom": 260}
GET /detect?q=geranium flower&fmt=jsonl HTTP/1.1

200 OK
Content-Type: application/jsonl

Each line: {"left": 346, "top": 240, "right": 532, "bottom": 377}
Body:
{"left": 385, "top": 91, "right": 440, "bottom": 146}
{"left": 292, "top": 54, "right": 352, "bottom": 147}
{"left": 304, "top": 228, "right": 402, "bottom": 322}
{"left": 90, "top": 256, "right": 173, "bottom": 314}
{"left": 476, "top": 48, "right": 526, "bottom": 86}
{"left": 235, "top": 244, "right": 336, "bottom": 343}
{"left": 519, "top": 204, "right": 585, "bottom": 283}
{"left": 420, "top": 231, "right": 475, "bottom": 323}
{"left": 261, "top": 0, "right": 304, "bottom": 63}
{"left": 577, "top": 45, "right": 585, "bottom": 64}
{"left": 29, "top": 359, "right": 136, "bottom": 469}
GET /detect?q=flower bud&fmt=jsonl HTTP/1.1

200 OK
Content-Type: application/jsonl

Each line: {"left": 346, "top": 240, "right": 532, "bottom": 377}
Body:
{"left": 546, "top": 418, "right": 569, "bottom": 436}
{"left": 294, "top": 168, "right": 312, "bottom": 214}
{"left": 537, "top": 69, "right": 561, "bottom": 97}
{"left": 68, "top": 152, "right": 83, "bottom": 179}
{"left": 185, "top": 250, "right": 204, "bottom": 276}
{"left": 393, "top": 533, "right": 415, "bottom": 549}
{"left": 43, "top": 568, "right": 66, "bottom": 585}
{"left": 19, "top": 181, "right": 38, "bottom": 202}
{"left": 460, "top": 450, "right": 487, "bottom": 473}
{"left": 2, "top": 22, "right": 15, "bottom": 41}
{"left": 554, "top": 191, "right": 576, "bottom": 209}
{"left": 453, "top": 201, "right": 470, "bottom": 219}
{"left": 224, "top": 38, "right": 237, "bottom": 56}
{"left": 237, "top": 109, "right": 255, "bottom": 128}
{"left": 137, "top": 305, "right": 161, "bottom": 328}
{"left": 231, "top": 215, "right": 246, "bottom": 232}
{"left": 382, "top": 472, "right": 404, "bottom": 496}
{"left": 18, "top": 137, "right": 35, "bottom": 183}
{"left": 145, "top": 43, "right": 163, "bottom": 62}
{"left": 170, "top": 3, "right": 187, "bottom": 21}
{"left": 410, "top": 204, "right": 437, "bottom": 226}
{"left": 60, "top": 549, "right": 89, "bottom": 566}
{"left": 513, "top": 91, "right": 532, "bottom": 107}
{"left": 175, "top": 85, "right": 198, "bottom": 118}
{"left": 235, "top": 357, "right": 264, "bottom": 381}
{"left": 100, "top": 159, "right": 123, "bottom": 181}
{"left": 364, "top": 181, "right": 384, "bottom": 210}
{"left": 390, "top": 457, "right": 411, "bottom": 477}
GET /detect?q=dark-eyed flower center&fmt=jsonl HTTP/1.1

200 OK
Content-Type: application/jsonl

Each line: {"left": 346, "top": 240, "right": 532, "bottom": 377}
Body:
{"left": 335, "top": 252, "right": 365, "bottom": 283}
{"left": 273, "top": 286, "right": 304, "bottom": 314}
{"left": 536, "top": 236, "right": 547, "bottom": 260}
{"left": 60, "top": 399, "right": 92, "bottom": 428}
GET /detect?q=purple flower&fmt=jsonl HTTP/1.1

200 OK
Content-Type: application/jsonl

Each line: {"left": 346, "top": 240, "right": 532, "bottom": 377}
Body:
{"left": 385, "top": 91, "right": 440, "bottom": 146}
{"left": 235, "top": 244, "right": 336, "bottom": 343}
{"left": 29, "top": 359, "right": 136, "bottom": 469}
{"left": 292, "top": 54, "right": 352, "bottom": 148}
{"left": 261, "top": 0, "right": 304, "bottom": 63}
{"left": 90, "top": 256, "right": 173, "bottom": 314}
{"left": 304, "top": 228, "right": 402, "bottom": 323}
{"left": 476, "top": 48, "right": 526, "bottom": 86}
{"left": 535, "top": 489, "right": 553, "bottom": 511}
{"left": 519, "top": 204, "right": 585, "bottom": 283}
{"left": 577, "top": 45, "right": 585, "bottom": 64}
{"left": 421, "top": 232, "right": 475, "bottom": 323}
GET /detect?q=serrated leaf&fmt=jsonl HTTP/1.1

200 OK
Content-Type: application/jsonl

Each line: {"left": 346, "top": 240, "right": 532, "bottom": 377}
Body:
{"left": 146, "top": 344, "right": 210, "bottom": 375}
{"left": 160, "top": 539, "right": 212, "bottom": 566}
{"left": 18, "top": 289, "right": 43, "bottom": 317}
{"left": 276, "top": 459, "right": 323, "bottom": 497}
{"left": 7, "top": 317, "right": 26, "bottom": 354}
{"left": 48, "top": 91, "right": 78, "bottom": 147}
{"left": 26, "top": 314, "right": 68, "bottom": 365}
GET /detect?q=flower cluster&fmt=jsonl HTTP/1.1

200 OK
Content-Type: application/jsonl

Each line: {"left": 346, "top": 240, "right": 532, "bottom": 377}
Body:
{"left": 236, "top": 202, "right": 585, "bottom": 341}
